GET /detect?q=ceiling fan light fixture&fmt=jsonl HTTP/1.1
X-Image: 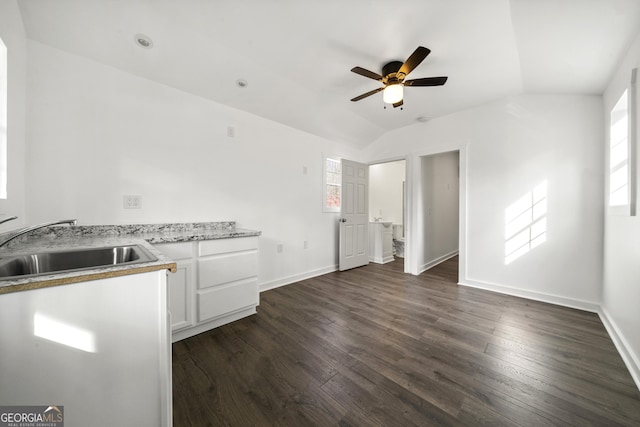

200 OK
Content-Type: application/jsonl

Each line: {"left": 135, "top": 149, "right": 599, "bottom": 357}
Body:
{"left": 383, "top": 84, "right": 403, "bottom": 104}
{"left": 350, "top": 46, "right": 447, "bottom": 105}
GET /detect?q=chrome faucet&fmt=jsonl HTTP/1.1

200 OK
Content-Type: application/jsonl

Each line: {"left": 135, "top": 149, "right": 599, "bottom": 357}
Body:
{"left": 0, "top": 216, "right": 18, "bottom": 226}
{"left": 0, "top": 219, "right": 78, "bottom": 248}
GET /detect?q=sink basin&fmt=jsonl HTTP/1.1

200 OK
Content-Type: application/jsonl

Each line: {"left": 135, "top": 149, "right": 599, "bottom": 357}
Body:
{"left": 0, "top": 245, "right": 158, "bottom": 279}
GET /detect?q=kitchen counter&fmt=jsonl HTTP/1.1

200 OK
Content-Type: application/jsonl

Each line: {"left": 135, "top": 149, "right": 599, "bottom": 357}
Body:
{"left": 0, "top": 221, "right": 261, "bottom": 294}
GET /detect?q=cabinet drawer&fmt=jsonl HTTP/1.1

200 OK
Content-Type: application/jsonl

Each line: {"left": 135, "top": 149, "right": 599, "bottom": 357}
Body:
{"left": 197, "top": 279, "right": 258, "bottom": 322}
{"left": 197, "top": 252, "right": 257, "bottom": 289}
{"left": 154, "top": 242, "right": 194, "bottom": 260}
{"left": 198, "top": 237, "right": 258, "bottom": 256}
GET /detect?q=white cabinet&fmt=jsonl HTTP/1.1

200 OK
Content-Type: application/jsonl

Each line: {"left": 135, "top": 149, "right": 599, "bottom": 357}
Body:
{"left": 0, "top": 271, "right": 172, "bottom": 427}
{"left": 369, "top": 222, "right": 394, "bottom": 264}
{"left": 168, "top": 260, "right": 193, "bottom": 330}
{"left": 154, "top": 242, "right": 194, "bottom": 333}
{"left": 196, "top": 237, "right": 258, "bottom": 325}
{"left": 155, "top": 236, "right": 259, "bottom": 342}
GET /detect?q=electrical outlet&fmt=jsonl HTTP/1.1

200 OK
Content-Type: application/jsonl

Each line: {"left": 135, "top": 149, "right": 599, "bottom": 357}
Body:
{"left": 227, "top": 126, "right": 235, "bottom": 138}
{"left": 303, "top": 240, "right": 308, "bottom": 249}
{"left": 123, "top": 195, "right": 142, "bottom": 209}
{"left": 277, "top": 244, "right": 283, "bottom": 253}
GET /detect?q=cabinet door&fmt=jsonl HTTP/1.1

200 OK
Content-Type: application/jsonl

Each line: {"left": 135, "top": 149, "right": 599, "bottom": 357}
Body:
{"left": 168, "top": 259, "right": 193, "bottom": 331}
{"left": 382, "top": 229, "right": 394, "bottom": 257}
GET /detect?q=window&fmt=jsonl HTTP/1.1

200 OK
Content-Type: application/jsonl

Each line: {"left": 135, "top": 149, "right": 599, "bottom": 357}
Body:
{"left": 608, "top": 68, "right": 639, "bottom": 216}
{"left": 609, "top": 90, "right": 629, "bottom": 208}
{"left": 323, "top": 155, "right": 341, "bottom": 212}
{"left": 0, "top": 37, "right": 6, "bottom": 199}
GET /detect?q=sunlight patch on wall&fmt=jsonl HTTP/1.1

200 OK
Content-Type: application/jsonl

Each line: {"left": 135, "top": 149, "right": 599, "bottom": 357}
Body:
{"left": 34, "top": 313, "right": 96, "bottom": 353}
{"left": 504, "top": 181, "right": 547, "bottom": 265}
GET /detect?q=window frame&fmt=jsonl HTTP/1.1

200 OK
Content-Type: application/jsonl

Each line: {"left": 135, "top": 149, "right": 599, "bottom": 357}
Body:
{"left": 322, "top": 154, "right": 341, "bottom": 213}
{"left": 607, "top": 68, "right": 638, "bottom": 216}
{"left": 0, "top": 37, "right": 7, "bottom": 199}
{"left": 608, "top": 89, "right": 630, "bottom": 210}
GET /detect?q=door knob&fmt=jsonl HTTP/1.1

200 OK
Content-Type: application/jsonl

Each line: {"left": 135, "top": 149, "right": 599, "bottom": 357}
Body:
{"left": 339, "top": 218, "right": 347, "bottom": 223}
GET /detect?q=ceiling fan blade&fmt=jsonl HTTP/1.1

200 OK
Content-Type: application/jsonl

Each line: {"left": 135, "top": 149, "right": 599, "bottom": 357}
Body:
{"left": 350, "top": 87, "right": 384, "bottom": 102}
{"left": 393, "top": 100, "right": 404, "bottom": 108}
{"left": 351, "top": 66, "right": 383, "bottom": 81}
{"left": 404, "top": 76, "right": 448, "bottom": 87}
{"left": 398, "top": 46, "right": 431, "bottom": 78}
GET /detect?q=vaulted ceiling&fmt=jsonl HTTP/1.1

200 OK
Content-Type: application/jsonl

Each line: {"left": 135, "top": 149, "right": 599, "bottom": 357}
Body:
{"left": 17, "top": 0, "right": 640, "bottom": 148}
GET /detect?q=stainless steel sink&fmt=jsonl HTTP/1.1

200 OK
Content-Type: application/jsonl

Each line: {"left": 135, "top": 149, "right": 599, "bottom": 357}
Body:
{"left": 0, "top": 245, "right": 158, "bottom": 279}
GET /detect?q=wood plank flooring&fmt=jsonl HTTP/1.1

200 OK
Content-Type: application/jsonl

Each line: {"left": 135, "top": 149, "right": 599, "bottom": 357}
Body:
{"left": 172, "top": 257, "right": 640, "bottom": 426}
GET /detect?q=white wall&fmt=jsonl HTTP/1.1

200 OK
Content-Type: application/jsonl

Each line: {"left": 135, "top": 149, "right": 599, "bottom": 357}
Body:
{"left": 24, "top": 40, "right": 358, "bottom": 290}
{"left": 601, "top": 30, "right": 640, "bottom": 388}
{"left": 0, "top": 0, "right": 27, "bottom": 229}
{"left": 364, "top": 94, "right": 604, "bottom": 308}
{"left": 418, "top": 151, "right": 459, "bottom": 271}
{"left": 369, "top": 160, "right": 405, "bottom": 224}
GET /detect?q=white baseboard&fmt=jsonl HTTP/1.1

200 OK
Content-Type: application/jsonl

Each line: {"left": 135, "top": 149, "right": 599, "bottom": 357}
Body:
{"left": 258, "top": 262, "right": 640, "bottom": 393}
{"left": 598, "top": 306, "right": 640, "bottom": 391}
{"left": 459, "top": 277, "right": 640, "bottom": 392}
{"left": 419, "top": 250, "right": 459, "bottom": 274}
{"left": 259, "top": 265, "right": 338, "bottom": 292}
{"left": 172, "top": 306, "right": 256, "bottom": 342}
{"left": 458, "top": 277, "right": 600, "bottom": 313}
{"left": 370, "top": 255, "right": 395, "bottom": 264}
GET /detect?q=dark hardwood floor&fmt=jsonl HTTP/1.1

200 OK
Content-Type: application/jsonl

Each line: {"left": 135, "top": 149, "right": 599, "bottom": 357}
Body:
{"left": 172, "top": 257, "right": 640, "bottom": 426}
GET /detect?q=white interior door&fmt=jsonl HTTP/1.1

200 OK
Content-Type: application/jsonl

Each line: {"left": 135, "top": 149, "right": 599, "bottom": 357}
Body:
{"left": 339, "top": 159, "right": 369, "bottom": 271}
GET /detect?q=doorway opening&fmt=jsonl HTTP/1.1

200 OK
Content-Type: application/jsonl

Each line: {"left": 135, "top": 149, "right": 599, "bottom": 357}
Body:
{"left": 415, "top": 150, "right": 460, "bottom": 283}
{"left": 368, "top": 159, "right": 407, "bottom": 272}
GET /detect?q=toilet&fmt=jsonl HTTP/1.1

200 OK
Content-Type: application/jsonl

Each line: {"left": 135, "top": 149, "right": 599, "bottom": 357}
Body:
{"left": 392, "top": 224, "right": 404, "bottom": 258}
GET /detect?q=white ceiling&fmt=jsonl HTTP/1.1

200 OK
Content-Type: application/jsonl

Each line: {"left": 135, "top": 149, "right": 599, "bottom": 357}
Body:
{"left": 17, "top": 0, "right": 640, "bottom": 148}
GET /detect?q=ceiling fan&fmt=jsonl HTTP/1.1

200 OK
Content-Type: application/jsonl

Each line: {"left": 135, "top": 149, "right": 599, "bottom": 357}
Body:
{"left": 350, "top": 46, "right": 448, "bottom": 108}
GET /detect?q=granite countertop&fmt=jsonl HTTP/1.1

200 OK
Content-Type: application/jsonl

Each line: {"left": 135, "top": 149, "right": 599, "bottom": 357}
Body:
{"left": 0, "top": 221, "right": 261, "bottom": 294}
